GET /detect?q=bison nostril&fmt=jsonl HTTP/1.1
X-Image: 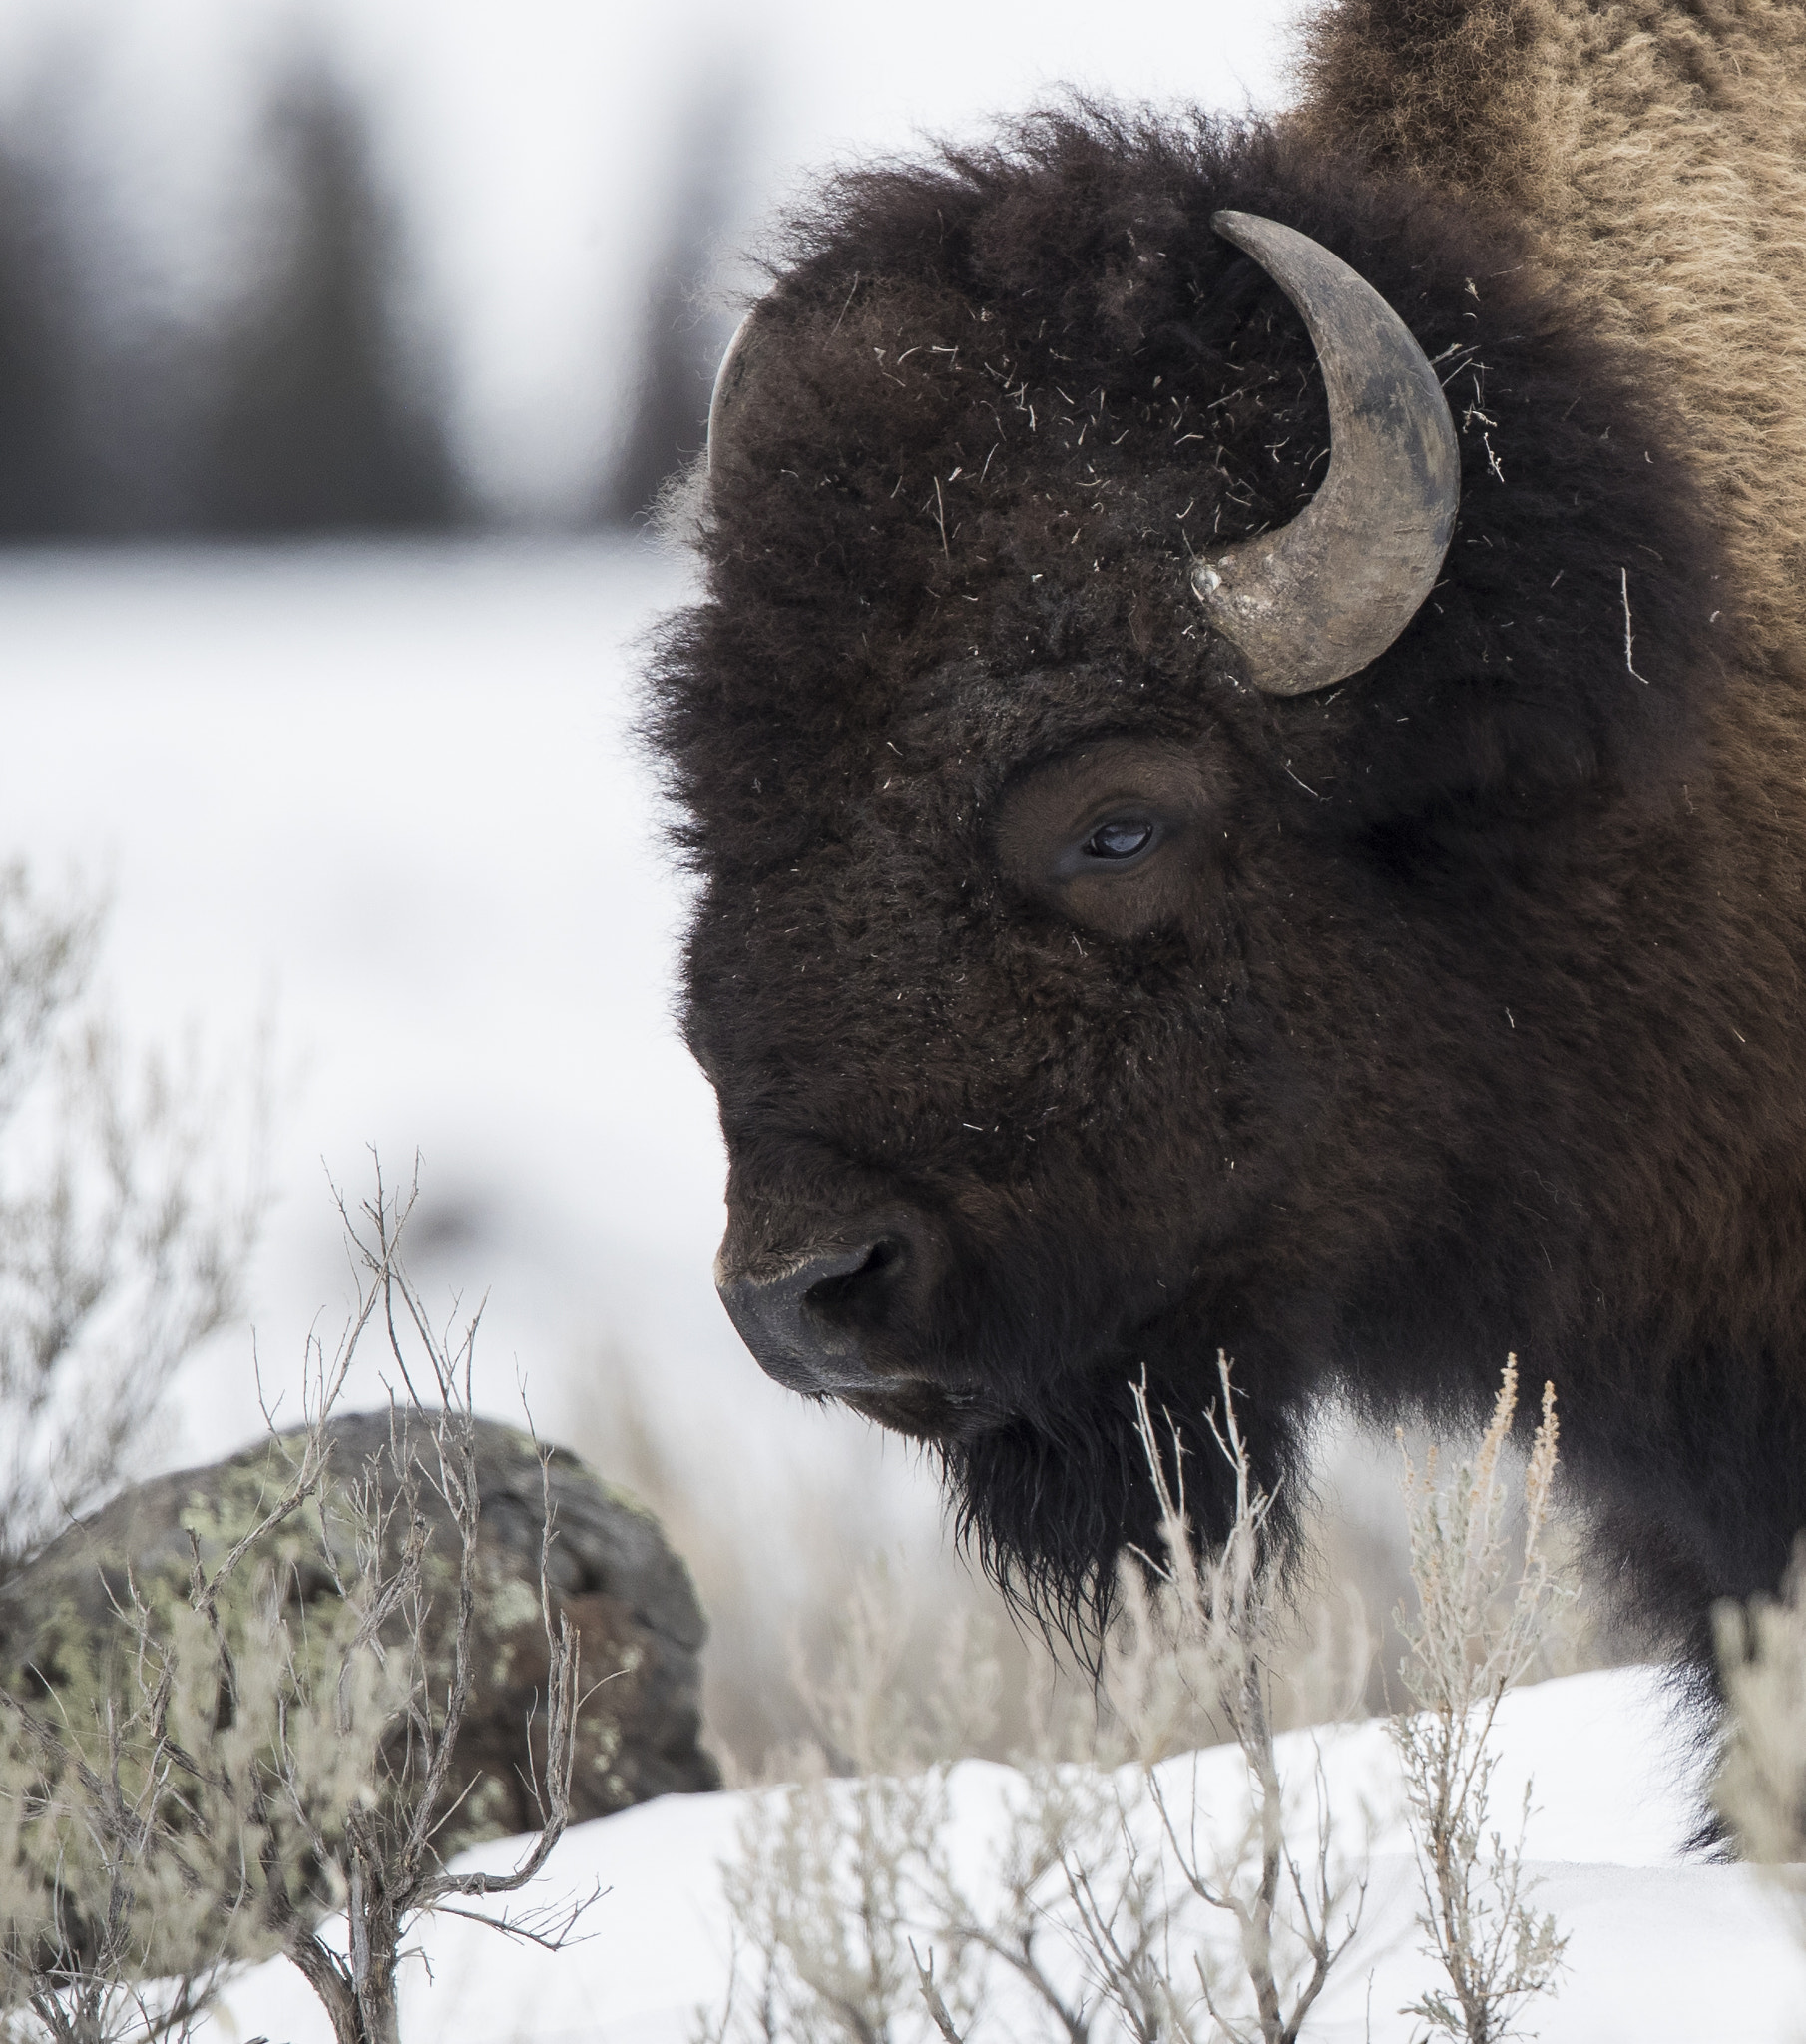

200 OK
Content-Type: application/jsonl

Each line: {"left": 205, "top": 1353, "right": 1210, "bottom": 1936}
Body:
{"left": 714, "top": 1219, "right": 939, "bottom": 1397}
{"left": 803, "top": 1236, "right": 906, "bottom": 1331}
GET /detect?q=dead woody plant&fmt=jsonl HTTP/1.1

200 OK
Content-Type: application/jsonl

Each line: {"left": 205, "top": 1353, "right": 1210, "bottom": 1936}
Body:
{"left": 1714, "top": 1539, "right": 1806, "bottom": 1956}
{"left": 1108, "top": 1362, "right": 1370, "bottom": 2044}
{"left": 0, "top": 1677, "right": 265, "bottom": 2044}
{"left": 708, "top": 1354, "right": 1373, "bottom": 2044}
{"left": 1392, "top": 1358, "right": 1570, "bottom": 2044}
{"left": 259, "top": 1168, "right": 592, "bottom": 2044}
{"left": 0, "top": 1335, "right": 360, "bottom": 2044}
{"left": 0, "top": 1164, "right": 591, "bottom": 2044}
{"left": 0, "top": 862, "right": 265, "bottom": 1583}
{"left": 702, "top": 1353, "right": 1378, "bottom": 2044}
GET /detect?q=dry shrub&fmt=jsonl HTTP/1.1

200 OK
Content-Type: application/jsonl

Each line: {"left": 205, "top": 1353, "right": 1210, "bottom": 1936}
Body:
{"left": 1714, "top": 1538, "right": 1806, "bottom": 1943}
{"left": 0, "top": 860, "right": 270, "bottom": 2044}
{"left": 700, "top": 1356, "right": 1591, "bottom": 2044}
{"left": 703, "top": 1359, "right": 1376, "bottom": 2044}
{"left": 1392, "top": 1358, "right": 1571, "bottom": 2044}
{"left": 1303, "top": 1409, "right": 1611, "bottom": 1723}
{"left": 0, "top": 1167, "right": 589, "bottom": 2044}
{"left": 0, "top": 1366, "right": 383, "bottom": 2044}
{"left": 565, "top": 1355, "right": 1600, "bottom": 1787}
{"left": 0, "top": 1580, "right": 380, "bottom": 2044}
{"left": 0, "top": 864, "right": 263, "bottom": 1581}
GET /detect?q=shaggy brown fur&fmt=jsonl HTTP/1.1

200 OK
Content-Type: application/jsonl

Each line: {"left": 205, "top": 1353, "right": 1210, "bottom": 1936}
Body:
{"left": 1296, "top": 0, "right": 1806, "bottom": 654}
{"left": 648, "top": 26, "right": 1806, "bottom": 1690}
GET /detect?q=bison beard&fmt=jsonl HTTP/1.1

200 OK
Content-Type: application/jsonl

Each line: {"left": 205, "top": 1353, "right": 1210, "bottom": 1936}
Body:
{"left": 647, "top": 96, "right": 1806, "bottom": 1688}
{"left": 940, "top": 1366, "right": 1315, "bottom": 1636}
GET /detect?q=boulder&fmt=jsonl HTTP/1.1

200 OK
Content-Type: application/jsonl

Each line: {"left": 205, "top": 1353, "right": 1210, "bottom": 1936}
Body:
{"left": 0, "top": 1413, "right": 719, "bottom": 1847}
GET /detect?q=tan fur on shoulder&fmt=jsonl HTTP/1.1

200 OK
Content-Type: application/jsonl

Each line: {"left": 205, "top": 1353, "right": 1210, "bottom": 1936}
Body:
{"left": 1295, "top": 0, "right": 1806, "bottom": 654}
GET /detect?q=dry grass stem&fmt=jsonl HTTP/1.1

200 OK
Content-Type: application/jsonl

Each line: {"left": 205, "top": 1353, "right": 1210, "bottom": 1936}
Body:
{"left": 266, "top": 1162, "right": 593, "bottom": 2044}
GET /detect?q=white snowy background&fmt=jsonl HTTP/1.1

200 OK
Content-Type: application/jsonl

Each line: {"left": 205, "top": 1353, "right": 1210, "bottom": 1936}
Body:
{"left": 2, "top": 0, "right": 1796, "bottom": 2034}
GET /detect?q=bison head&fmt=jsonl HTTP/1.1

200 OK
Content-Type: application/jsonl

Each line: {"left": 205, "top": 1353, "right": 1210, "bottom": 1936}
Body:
{"left": 648, "top": 110, "right": 1732, "bottom": 1620}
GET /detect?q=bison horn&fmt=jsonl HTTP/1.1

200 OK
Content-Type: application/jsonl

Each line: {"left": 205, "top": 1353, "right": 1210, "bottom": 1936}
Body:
{"left": 706, "top": 309, "right": 764, "bottom": 481}
{"left": 1191, "top": 211, "right": 1460, "bottom": 696}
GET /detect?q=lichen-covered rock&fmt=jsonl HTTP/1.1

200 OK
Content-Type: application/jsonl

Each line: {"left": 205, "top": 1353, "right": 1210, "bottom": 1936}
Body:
{"left": 0, "top": 1413, "right": 719, "bottom": 1848}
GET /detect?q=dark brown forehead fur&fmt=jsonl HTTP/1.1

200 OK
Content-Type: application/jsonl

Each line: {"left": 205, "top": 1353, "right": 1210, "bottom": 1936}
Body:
{"left": 646, "top": 104, "right": 1721, "bottom": 879}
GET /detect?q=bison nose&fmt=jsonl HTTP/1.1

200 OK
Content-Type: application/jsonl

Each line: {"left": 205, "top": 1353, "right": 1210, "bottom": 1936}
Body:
{"left": 714, "top": 1223, "right": 929, "bottom": 1396}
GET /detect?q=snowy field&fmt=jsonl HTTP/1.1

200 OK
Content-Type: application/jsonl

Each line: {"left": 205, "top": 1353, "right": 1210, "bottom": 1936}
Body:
{"left": 201, "top": 1666, "right": 1804, "bottom": 2044}
{"left": 0, "top": 537, "right": 939, "bottom": 1539}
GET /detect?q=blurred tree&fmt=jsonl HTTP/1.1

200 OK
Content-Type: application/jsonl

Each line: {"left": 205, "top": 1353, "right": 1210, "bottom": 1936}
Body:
{"left": 601, "top": 71, "right": 751, "bottom": 525}
{"left": 0, "top": 61, "right": 217, "bottom": 543}
{"left": 199, "top": 64, "right": 461, "bottom": 535}
{"left": 0, "top": 121, "right": 98, "bottom": 538}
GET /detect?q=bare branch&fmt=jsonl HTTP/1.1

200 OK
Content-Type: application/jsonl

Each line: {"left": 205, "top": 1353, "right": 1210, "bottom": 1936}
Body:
{"left": 910, "top": 1941, "right": 968, "bottom": 2044}
{"left": 1395, "top": 1358, "right": 1571, "bottom": 2042}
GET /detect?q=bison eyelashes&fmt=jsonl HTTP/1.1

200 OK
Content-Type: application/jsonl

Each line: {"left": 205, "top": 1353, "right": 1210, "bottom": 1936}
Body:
{"left": 994, "top": 738, "right": 1225, "bottom": 942}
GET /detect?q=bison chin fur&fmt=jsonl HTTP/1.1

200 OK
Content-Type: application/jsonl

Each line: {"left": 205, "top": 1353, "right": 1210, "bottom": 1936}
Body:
{"left": 937, "top": 1359, "right": 1311, "bottom": 1637}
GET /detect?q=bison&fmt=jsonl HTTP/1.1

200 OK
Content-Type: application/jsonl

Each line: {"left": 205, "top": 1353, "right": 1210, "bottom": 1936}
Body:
{"left": 646, "top": 0, "right": 1806, "bottom": 1681}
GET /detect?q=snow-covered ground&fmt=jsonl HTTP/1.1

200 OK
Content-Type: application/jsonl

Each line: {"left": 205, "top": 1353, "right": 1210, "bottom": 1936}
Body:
{"left": 0, "top": 538, "right": 708, "bottom": 1414}
{"left": 0, "top": 537, "right": 941, "bottom": 1545}
{"left": 204, "top": 1666, "right": 1802, "bottom": 2044}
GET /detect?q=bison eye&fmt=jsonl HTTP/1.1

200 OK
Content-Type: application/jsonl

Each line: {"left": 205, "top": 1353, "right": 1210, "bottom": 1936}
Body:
{"left": 993, "top": 737, "right": 1225, "bottom": 941}
{"left": 1084, "top": 818, "right": 1156, "bottom": 862}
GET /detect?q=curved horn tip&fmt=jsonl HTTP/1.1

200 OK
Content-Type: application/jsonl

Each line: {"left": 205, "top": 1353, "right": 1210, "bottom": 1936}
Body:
{"left": 1191, "top": 211, "right": 1461, "bottom": 697}
{"left": 706, "top": 309, "right": 763, "bottom": 483}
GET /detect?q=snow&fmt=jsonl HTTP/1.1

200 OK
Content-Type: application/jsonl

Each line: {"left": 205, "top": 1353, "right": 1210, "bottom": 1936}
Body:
{"left": 0, "top": 540, "right": 713, "bottom": 1396}
{"left": 0, "top": 533, "right": 959, "bottom": 1827}
{"left": 0, "top": 537, "right": 928, "bottom": 1516}
{"left": 202, "top": 1666, "right": 1804, "bottom": 2043}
